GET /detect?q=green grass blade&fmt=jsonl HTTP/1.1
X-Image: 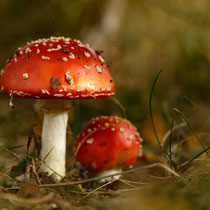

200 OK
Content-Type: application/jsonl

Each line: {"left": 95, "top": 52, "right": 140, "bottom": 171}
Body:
{"left": 149, "top": 70, "right": 170, "bottom": 162}
{"left": 8, "top": 145, "right": 23, "bottom": 150}
{"left": 176, "top": 141, "right": 183, "bottom": 170}
{"left": 0, "top": 145, "right": 23, "bottom": 152}
{"left": 0, "top": 146, "right": 7, "bottom": 152}
{"left": 180, "top": 147, "right": 210, "bottom": 169}
{"left": 169, "top": 115, "right": 174, "bottom": 160}
{"left": 184, "top": 96, "right": 210, "bottom": 125}
{"left": 173, "top": 107, "right": 210, "bottom": 158}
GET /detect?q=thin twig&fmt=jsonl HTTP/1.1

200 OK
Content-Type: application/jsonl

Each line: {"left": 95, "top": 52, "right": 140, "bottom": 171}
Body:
{"left": 149, "top": 175, "right": 172, "bottom": 180}
{"left": 78, "top": 179, "right": 117, "bottom": 202}
{"left": 118, "top": 178, "right": 137, "bottom": 188}
{"left": 6, "top": 149, "right": 24, "bottom": 160}
{"left": 31, "top": 158, "right": 41, "bottom": 185}
{"left": 110, "top": 97, "right": 127, "bottom": 118}
{"left": 42, "top": 147, "right": 54, "bottom": 162}
{"left": 0, "top": 172, "right": 16, "bottom": 184}
{"left": 118, "top": 179, "right": 149, "bottom": 185}
{"left": 74, "top": 127, "right": 102, "bottom": 156}
{"left": 35, "top": 158, "right": 71, "bottom": 183}
{"left": 0, "top": 192, "right": 54, "bottom": 205}
{"left": 6, "top": 163, "right": 180, "bottom": 190}
{"left": 162, "top": 122, "right": 186, "bottom": 146}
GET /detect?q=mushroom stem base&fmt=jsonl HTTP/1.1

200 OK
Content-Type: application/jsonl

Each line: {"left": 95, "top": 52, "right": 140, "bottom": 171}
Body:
{"left": 96, "top": 168, "right": 122, "bottom": 183}
{"left": 40, "top": 110, "right": 68, "bottom": 181}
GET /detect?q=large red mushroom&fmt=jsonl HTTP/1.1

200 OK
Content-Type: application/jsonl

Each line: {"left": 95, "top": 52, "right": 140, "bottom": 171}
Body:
{"left": 74, "top": 116, "right": 143, "bottom": 181}
{"left": 0, "top": 37, "right": 115, "bottom": 180}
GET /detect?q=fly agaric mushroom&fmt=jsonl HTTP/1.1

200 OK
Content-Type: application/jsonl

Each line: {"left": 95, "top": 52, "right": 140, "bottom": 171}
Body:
{"left": 0, "top": 37, "right": 115, "bottom": 180}
{"left": 74, "top": 116, "right": 143, "bottom": 181}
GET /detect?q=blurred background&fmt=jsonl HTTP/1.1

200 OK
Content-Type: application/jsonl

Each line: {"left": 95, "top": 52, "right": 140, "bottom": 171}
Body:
{"left": 0, "top": 0, "right": 210, "bottom": 157}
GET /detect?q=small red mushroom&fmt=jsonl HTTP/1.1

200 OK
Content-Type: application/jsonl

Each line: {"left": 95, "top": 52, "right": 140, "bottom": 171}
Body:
{"left": 74, "top": 116, "right": 143, "bottom": 181}
{"left": 0, "top": 37, "right": 115, "bottom": 180}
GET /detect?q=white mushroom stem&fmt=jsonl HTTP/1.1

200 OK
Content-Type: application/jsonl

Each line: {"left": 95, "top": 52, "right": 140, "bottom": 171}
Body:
{"left": 35, "top": 99, "right": 71, "bottom": 181}
{"left": 41, "top": 111, "right": 68, "bottom": 179}
{"left": 97, "top": 168, "right": 122, "bottom": 183}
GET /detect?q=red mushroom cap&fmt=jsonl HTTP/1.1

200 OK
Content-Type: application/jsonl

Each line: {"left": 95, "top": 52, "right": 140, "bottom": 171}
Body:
{"left": 74, "top": 116, "right": 143, "bottom": 172}
{"left": 0, "top": 37, "right": 115, "bottom": 99}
